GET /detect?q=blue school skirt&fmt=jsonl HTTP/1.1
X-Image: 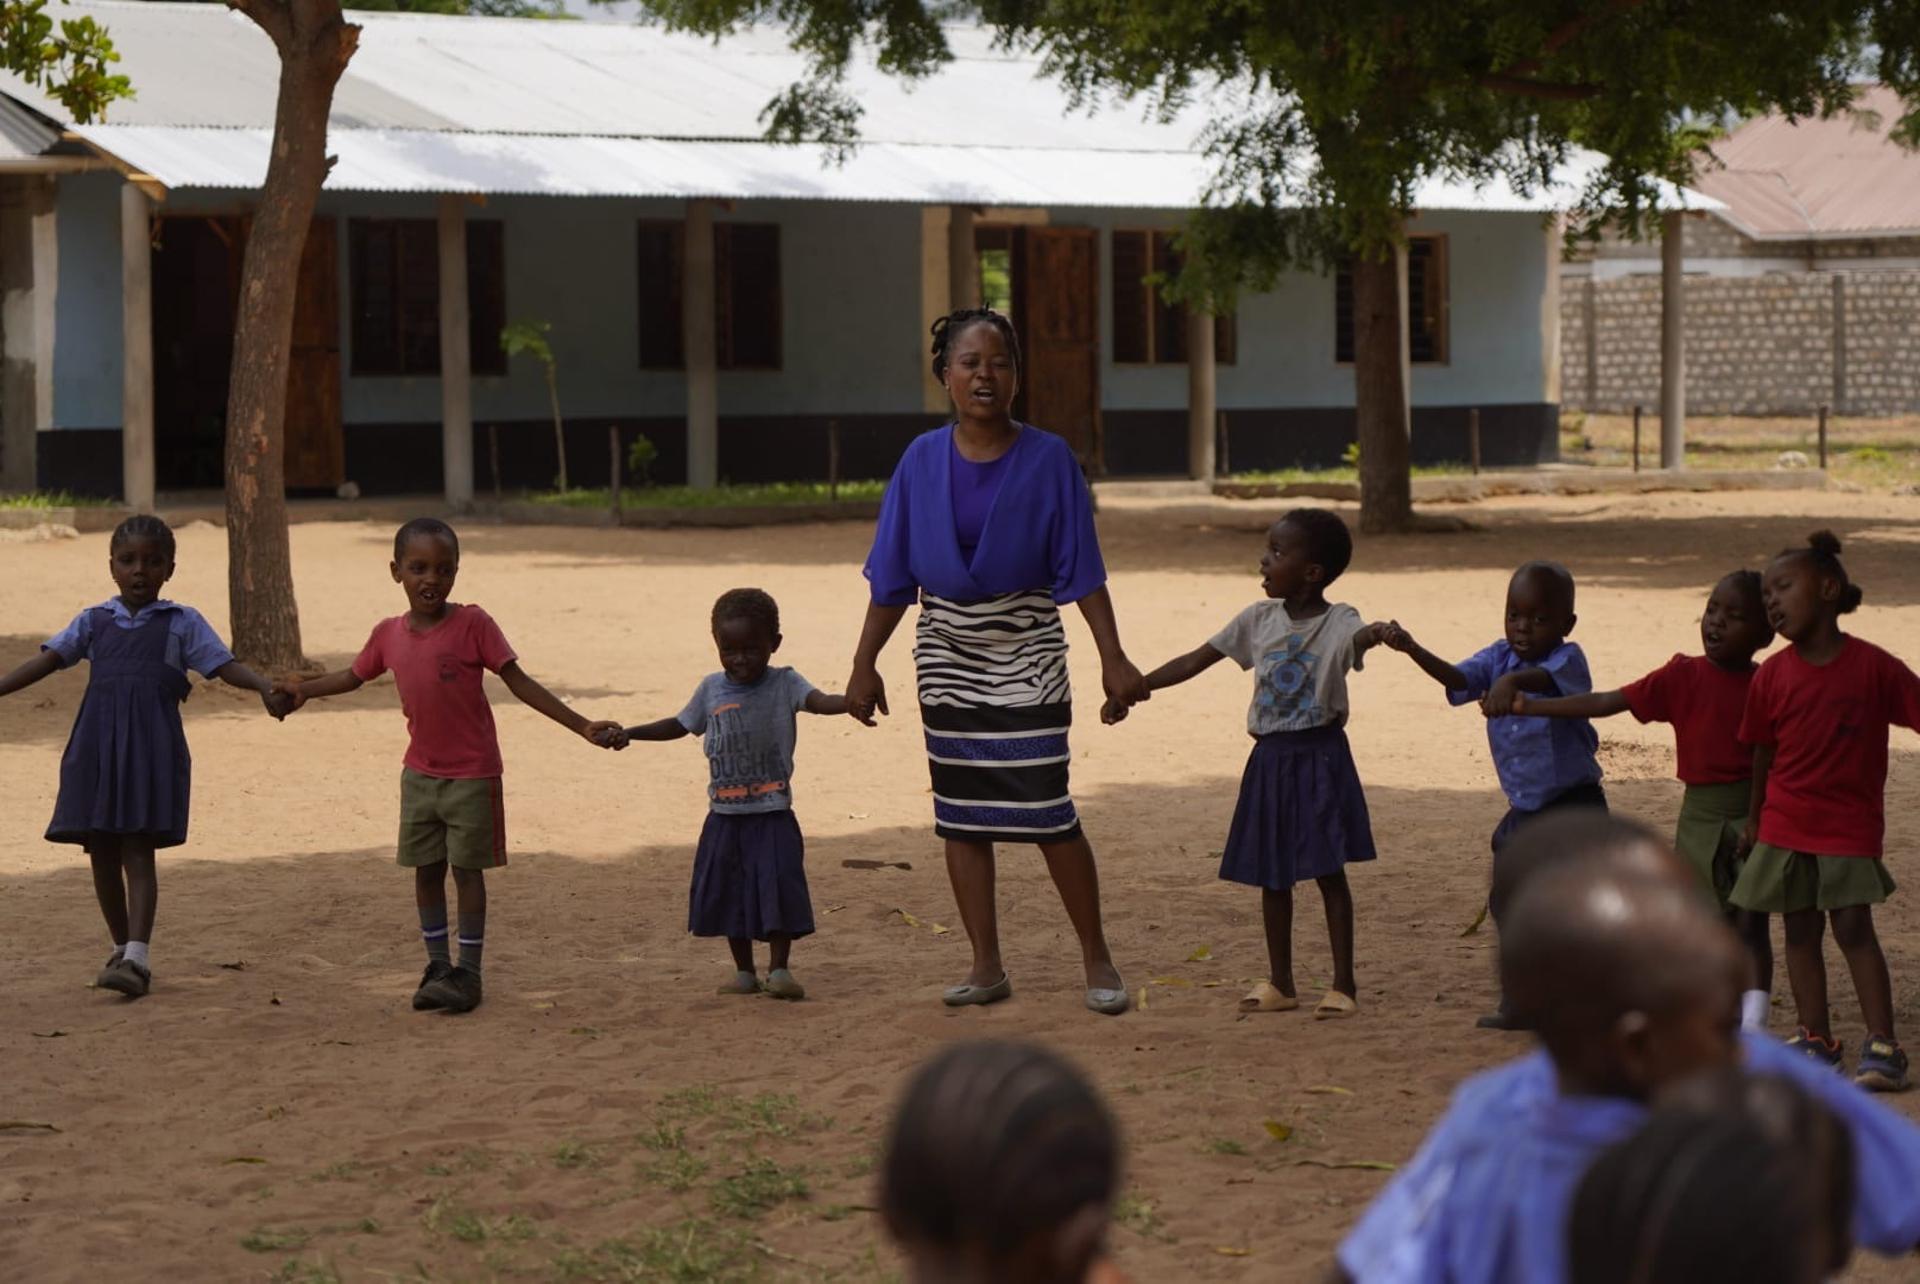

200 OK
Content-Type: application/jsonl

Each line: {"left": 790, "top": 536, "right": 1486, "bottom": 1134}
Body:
{"left": 1219, "top": 726, "right": 1376, "bottom": 891}
{"left": 688, "top": 810, "right": 815, "bottom": 941}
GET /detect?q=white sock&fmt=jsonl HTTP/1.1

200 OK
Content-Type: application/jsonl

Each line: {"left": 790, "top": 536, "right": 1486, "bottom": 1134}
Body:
{"left": 1741, "top": 989, "right": 1770, "bottom": 1031}
{"left": 123, "top": 941, "right": 150, "bottom": 969}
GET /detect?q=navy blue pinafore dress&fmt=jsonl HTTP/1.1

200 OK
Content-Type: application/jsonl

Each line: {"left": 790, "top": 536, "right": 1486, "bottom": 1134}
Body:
{"left": 45, "top": 607, "right": 193, "bottom": 850}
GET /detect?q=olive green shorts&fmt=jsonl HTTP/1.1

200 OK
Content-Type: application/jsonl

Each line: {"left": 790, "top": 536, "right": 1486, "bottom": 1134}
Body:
{"left": 397, "top": 768, "right": 507, "bottom": 870}
{"left": 1673, "top": 780, "right": 1751, "bottom": 910}
{"left": 1728, "top": 841, "right": 1894, "bottom": 914}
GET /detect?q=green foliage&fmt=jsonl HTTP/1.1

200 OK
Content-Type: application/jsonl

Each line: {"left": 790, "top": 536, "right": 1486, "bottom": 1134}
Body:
{"left": 0, "top": 0, "right": 132, "bottom": 122}
{"left": 709, "top": 1157, "right": 809, "bottom": 1218}
{"left": 0, "top": 489, "right": 111, "bottom": 508}
{"left": 626, "top": 433, "right": 659, "bottom": 486}
{"left": 500, "top": 319, "right": 556, "bottom": 369}
{"left": 530, "top": 478, "right": 885, "bottom": 509}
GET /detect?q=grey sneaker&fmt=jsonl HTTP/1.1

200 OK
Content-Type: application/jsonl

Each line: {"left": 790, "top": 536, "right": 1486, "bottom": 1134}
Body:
{"left": 412, "top": 959, "right": 455, "bottom": 1011}
{"left": 98, "top": 957, "right": 151, "bottom": 998}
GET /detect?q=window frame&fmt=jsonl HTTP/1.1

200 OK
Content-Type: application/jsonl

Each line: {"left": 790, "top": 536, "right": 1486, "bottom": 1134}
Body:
{"left": 636, "top": 219, "right": 784, "bottom": 373}
{"left": 1109, "top": 228, "right": 1236, "bottom": 368}
{"left": 346, "top": 216, "right": 507, "bottom": 379}
{"left": 1333, "top": 233, "right": 1450, "bottom": 368}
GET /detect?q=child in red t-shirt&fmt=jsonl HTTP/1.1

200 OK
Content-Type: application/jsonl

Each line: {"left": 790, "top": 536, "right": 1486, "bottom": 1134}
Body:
{"left": 1732, "top": 531, "right": 1920, "bottom": 1091}
{"left": 1514, "top": 570, "right": 1776, "bottom": 1031}
{"left": 279, "top": 519, "right": 624, "bottom": 1014}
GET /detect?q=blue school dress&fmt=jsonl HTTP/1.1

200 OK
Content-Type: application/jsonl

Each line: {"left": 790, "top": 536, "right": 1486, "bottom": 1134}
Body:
{"left": 46, "top": 606, "right": 193, "bottom": 849}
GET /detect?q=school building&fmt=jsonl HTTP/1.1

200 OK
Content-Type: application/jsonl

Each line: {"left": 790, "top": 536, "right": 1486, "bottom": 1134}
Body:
{"left": 0, "top": 1, "right": 1663, "bottom": 504}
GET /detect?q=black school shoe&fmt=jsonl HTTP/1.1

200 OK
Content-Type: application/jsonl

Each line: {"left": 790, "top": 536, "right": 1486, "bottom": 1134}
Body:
{"left": 419, "top": 966, "right": 483, "bottom": 1014}
{"left": 412, "top": 960, "right": 455, "bottom": 1010}
{"left": 98, "top": 957, "right": 151, "bottom": 998}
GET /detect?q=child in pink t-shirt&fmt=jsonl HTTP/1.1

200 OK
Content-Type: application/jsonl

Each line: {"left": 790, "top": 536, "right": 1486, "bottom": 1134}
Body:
{"left": 281, "top": 519, "right": 623, "bottom": 1014}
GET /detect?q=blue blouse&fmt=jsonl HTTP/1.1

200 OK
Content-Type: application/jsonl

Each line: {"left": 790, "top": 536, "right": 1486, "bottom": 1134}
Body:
{"left": 951, "top": 436, "right": 1013, "bottom": 566}
{"left": 864, "top": 424, "right": 1106, "bottom": 607}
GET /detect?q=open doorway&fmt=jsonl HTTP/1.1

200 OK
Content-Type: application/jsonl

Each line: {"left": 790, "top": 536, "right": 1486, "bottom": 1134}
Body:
{"left": 974, "top": 223, "right": 1103, "bottom": 472}
{"left": 149, "top": 215, "right": 344, "bottom": 493}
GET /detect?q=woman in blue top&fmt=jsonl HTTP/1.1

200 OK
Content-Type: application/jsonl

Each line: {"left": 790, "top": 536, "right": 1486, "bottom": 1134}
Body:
{"left": 847, "top": 308, "right": 1150, "bottom": 1016}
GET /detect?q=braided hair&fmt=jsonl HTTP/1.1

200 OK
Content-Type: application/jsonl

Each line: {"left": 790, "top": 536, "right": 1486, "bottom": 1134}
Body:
{"left": 110, "top": 513, "right": 175, "bottom": 561}
{"left": 1774, "top": 529, "right": 1863, "bottom": 614}
{"left": 711, "top": 587, "right": 780, "bottom": 639}
{"left": 882, "top": 1040, "right": 1117, "bottom": 1268}
{"left": 930, "top": 308, "right": 1023, "bottom": 383}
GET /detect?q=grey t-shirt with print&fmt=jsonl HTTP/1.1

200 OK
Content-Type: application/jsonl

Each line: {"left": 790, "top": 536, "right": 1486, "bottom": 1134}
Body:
{"left": 678, "top": 666, "right": 816, "bottom": 813}
{"left": 1209, "top": 601, "right": 1368, "bottom": 735}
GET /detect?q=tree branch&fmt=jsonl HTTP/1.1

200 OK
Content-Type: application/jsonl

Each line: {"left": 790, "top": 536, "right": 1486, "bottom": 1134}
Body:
{"left": 227, "top": 0, "right": 293, "bottom": 51}
{"left": 1479, "top": 74, "right": 1604, "bottom": 101}
{"left": 1494, "top": 0, "right": 1647, "bottom": 81}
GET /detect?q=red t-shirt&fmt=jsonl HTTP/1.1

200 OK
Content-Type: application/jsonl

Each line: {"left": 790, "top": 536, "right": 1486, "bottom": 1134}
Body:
{"left": 1739, "top": 637, "right": 1920, "bottom": 858}
{"left": 352, "top": 605, "right": 517, "bottom": 780}
{"left": 1621, "top": 653, "right": 1756, "bottom": 785}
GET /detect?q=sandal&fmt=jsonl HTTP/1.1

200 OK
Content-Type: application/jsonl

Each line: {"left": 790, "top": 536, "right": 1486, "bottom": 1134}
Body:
{"left": 1312, "top": 991, "right": 1358, "bottom": 1021}
{"left": 942, "top": 974, "right": 1013, "bottom": 1007}
{"left": 764, "top": 968, "right": 805, "bottom": 1001}
{"left": 1239, "top": 981, "right": 1301, "bottom": 1012}
{"left": 717, "top": 970, "right": 761, "bottom": 996}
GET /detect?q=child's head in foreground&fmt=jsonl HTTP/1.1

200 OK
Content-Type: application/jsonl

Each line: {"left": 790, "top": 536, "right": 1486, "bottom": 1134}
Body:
{"left": 882, "top": 1039, "right": 1118, "bottom": 1284}
{"left": 1503, "top": 560, "right": 1577, "bottom": 662}
{"left": 1702, "top": 569, "right": 1773, "bottom": 668}
{"left": 1569, "top": 1069, "right": 1855, "bottom": 1284}
{"left": 108, "top": 514, "right": 177, "bottom": 611}
{"left": 710, "top": 588, "right": 781, "bottom": 687}
{"left": 390, "top": 518, "right": 461, "bottom": 616}
{"left": 1496, "top": 812, "right": 1746, "bottom": 1098}
{"left": 1763, "top": 529, "right": 1863, "bottom": 646}
{"left": 1260, "top": 507, "right": 1353, "bottom": 603}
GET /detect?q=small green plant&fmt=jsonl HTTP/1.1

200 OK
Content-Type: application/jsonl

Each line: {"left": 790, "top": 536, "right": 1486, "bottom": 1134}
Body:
{"left": 269, "top": 1262, "right": 342, "bottom": 1284}
{"left": 627, "top": 433, "right": 659, "bottom": 487}
{"left": 554, "top": 1139, "right": 599, "bottom": 1170}
{"left": 711, "top": 1157, "right": 809, "bottom": 1219}
{"left": 1204, "top": 1137, "right": 1249, "bottom": 1156}
{"left": 502, "top": 319, "right": 570, "bottom": 491}
{"left": 424, "top": 1195, "right": 536, "bottom": 1244}
{"left": 1114, "top": 1192, "right": 1174, "bottom": 1242}
{"left": 551, "top": 1220, "right": 762, "bottom": 1282}
{"left": 308, "top": 1160, "right": 367, "bottom": 1183}
{"left": 640, "top": 1149, "right": 709, "bottom": 1193}
{"left": 1852, "top": 445, "right": 1893, "bottom": 465}
{"left": 0, "top": 489, "right": 113, "bottom": 508}
{"left": 640, "top": 1122, "right": 687, "bottom": 1152}
{"left": 240, "top": 1227, "right": 311, "bottom": 1253}
{"left": 1341, "top": 440, "right": 1362, "bottom": 468}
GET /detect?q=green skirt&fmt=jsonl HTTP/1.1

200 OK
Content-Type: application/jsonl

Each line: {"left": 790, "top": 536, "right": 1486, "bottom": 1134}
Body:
{"left": 1674, "top": 780, "right": 1751, "bottom": 910}
{"left": 1728, "top": 841, "right": 1896, "bottom": 914}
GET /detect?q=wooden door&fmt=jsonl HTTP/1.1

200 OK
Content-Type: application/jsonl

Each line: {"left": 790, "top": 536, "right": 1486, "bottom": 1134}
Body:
{"left": 1019, "top": 226, "right": 1102, "bottom": 472}
{"left": 284, "top": 217, "right": 344, "bottom": 490}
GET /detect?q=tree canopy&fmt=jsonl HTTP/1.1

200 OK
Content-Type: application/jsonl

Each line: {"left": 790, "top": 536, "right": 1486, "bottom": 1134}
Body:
{"left": 0, "top": 0, "right": 131, "bottom": 121}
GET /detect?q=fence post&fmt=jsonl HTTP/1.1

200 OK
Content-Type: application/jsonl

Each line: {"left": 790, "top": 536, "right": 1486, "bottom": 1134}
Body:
{"left": 828, "top": 419, "right": 841, "bottom": 503}
{"left": 609, "top": 426, "right": 623, "bottom": 524}
{"left": 488, "top": 423, "right": 502, "bottom": 500}
{"left": 1216, "top": 409, "right": 1229, "bottom": 477}
{"left": 1818, "top": 404, "right": 1829, "bottom": 471}
{"left": 1468, "top": 408, "right": 1482, "bottom": 476}
{"left": 1631, "top": 404, "right": 1642, "bottom": 473}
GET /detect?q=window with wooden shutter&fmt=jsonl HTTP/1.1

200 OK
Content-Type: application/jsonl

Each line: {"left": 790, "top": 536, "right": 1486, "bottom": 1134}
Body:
{"left": 636, "top": 220, "right": 782, "bottom": 371}
{"left": 1333, "top": 234, "right": 1449, "bottom": 365}
{"left": 1111, "top": 228, "right": 1235, "bottom": 366}
{"left": 347, "top": 217, "right": 506, "bottom": 377}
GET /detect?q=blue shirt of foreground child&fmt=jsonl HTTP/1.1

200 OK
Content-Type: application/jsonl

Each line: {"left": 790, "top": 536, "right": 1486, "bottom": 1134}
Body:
{"left": 1335, "top": 1031, "right": 1920, "bottom": 1283}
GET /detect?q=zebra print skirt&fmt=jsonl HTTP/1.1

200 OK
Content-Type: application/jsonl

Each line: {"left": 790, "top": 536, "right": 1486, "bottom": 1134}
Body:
{"left": 914, "top": 590, "right": 1080, "bottom": 845}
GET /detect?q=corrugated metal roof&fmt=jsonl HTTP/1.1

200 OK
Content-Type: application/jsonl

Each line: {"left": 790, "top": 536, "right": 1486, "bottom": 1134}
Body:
{"left": 1693, "top": 86, "right": 1920, "bottom": 238}
{"left": 74, "top": 123, "right": 1711, "bottom": 213}
{"left": 0, "top": 94, "right": 59, "bottom": 160}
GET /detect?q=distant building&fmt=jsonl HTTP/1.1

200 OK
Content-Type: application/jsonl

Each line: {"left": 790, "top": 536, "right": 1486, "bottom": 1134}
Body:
{"left": 5, "top": 1, "right": 1601, "bottom": 501}
{"left": 1563, "top": 86, "right": 1920, "bottom": 417}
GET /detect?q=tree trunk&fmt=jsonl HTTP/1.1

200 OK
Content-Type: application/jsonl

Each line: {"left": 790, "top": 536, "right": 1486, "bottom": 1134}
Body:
{"left": 1351, "top": 245, "right": 1414, "bottom": 534}
{"left": 546, "top": 365, "right": 567, "bottom": 491}
{"left": 223, "top": 0, "right": 358, "bottom": 671}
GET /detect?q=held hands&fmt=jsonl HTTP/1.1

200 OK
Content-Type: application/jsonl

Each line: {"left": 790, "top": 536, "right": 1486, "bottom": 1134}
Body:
{"left": 265, "top": 679, "right": 306, "bottom": 721}
{"left": 1480, "top": 674, "right": 1522, "bottom": 719}
{"left": 583, "top": 720, "right": 628, "bottom": 750}
{"left": 1735, "top": 819, "right": 1758, "bottom": 862}
{"left": 846, "top": 665, "right": 889, "bottom": 727}
{"left": 1099, "top": 655, "right": 1151, "bottom": 726}
{"left": 1378, "top": 621, "right": 1416, "bottom": 654}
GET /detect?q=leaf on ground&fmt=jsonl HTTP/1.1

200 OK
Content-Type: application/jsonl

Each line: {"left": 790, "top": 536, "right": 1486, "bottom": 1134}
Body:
{"left": 1186, "top": 945, "right": 1213, "bottom": 963}
{"left": 1305, "top": 1085, "right": 1353, "bottom": 1096}
{"left": 1459, "top": 904, "right": 1489, "bottom": 937}
{"left": 1292, "top": 1158, "right": 1397, "bottom": 1172}
{"left": 219, "top": 960, "right": 248, "bottom": 971}
{"left": 1261, "top": 1120, "right": 1293, "bottom": 1142}
{"left": 569, "top": 1027, "right": 601, "bottom": 1037}
{"left": 892, "top": 908, "right": 951, "bottom": 935}
{"left": 1214, "top": 1247, "right": 1252, "bottom": 1257}
{"left": 30, "top": 1030, "right": 66, "bottom": 1039}
{"left": 224, "top": 1156, "right": 268, "bottom": 1165}
{"left": 1147, "top": 976, "right": 1194, "bottom": 988}
{"left": 0, "top": 1121, "right": 60, "bottom": 1133}
{"left": 1137, "top": 987, "right": 1149, "bottom": 1011}
{"left": 823, "top": 904, "right": 847, "bottom": 914}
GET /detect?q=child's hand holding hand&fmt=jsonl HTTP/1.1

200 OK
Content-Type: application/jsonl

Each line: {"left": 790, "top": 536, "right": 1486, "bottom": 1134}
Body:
{"left": 1380, "top": 621, "right": 1415, "bottom": 653}
{"left": 1508, "top": 690, "right": 1533, "bottom": 716}
{"left": 583, "top": 720, "right": 627, "bottom": 750}
{"left": 265, "top": 679, "right": 305, "bottom": 721}
{"left": 1100, "top": 695, "right": 1131, "bottom": 725}
{"left": 1480, "top": 674, "right": 1521, "bottom": 718}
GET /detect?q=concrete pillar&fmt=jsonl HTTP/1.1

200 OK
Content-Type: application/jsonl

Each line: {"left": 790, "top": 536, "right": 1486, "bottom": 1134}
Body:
{"left": 1394, "top": 238, "right": 1413, "bottom": 437}
{"left": 1582, "top": 275, "right": 1598, "bottom": 409}
{"left": 683, "top": 198, "right": 718, "bottom": 489}
{"left": 436, "top": 195, "right": 473, "bottom": 508}
{"left": 0, "top": 176, "right": 55, "bottom": 490}
{"left": 947, "top": 205, "right": 977, "bottom": 311}
{"left": 919, "top": 206, "right": 952, "bottom": 413}
{"left": 119, "top": 182, "right": 154, "bottom": 511}
{"left": 1185, "top": 306, "right": 1216, "bottom": 480}
{"left": 1659, "top": 210, "right": 1685, "bottom": 469}
{"left": 1541, "top": 213, "right": 1563, "bottom": 408}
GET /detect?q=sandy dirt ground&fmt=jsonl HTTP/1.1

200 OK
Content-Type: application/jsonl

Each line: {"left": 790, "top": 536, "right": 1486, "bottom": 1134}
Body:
{"left": 4, "top": 489, "right": 1919, "bottom": 1283}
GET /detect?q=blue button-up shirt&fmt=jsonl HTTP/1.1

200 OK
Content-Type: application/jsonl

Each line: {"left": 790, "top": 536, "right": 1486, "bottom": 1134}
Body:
{"left": 43, "top": 598, "right": 235, "bottom": 678}
{"left": 1447, "top": 639, "right": 1602, "bottom": 811}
